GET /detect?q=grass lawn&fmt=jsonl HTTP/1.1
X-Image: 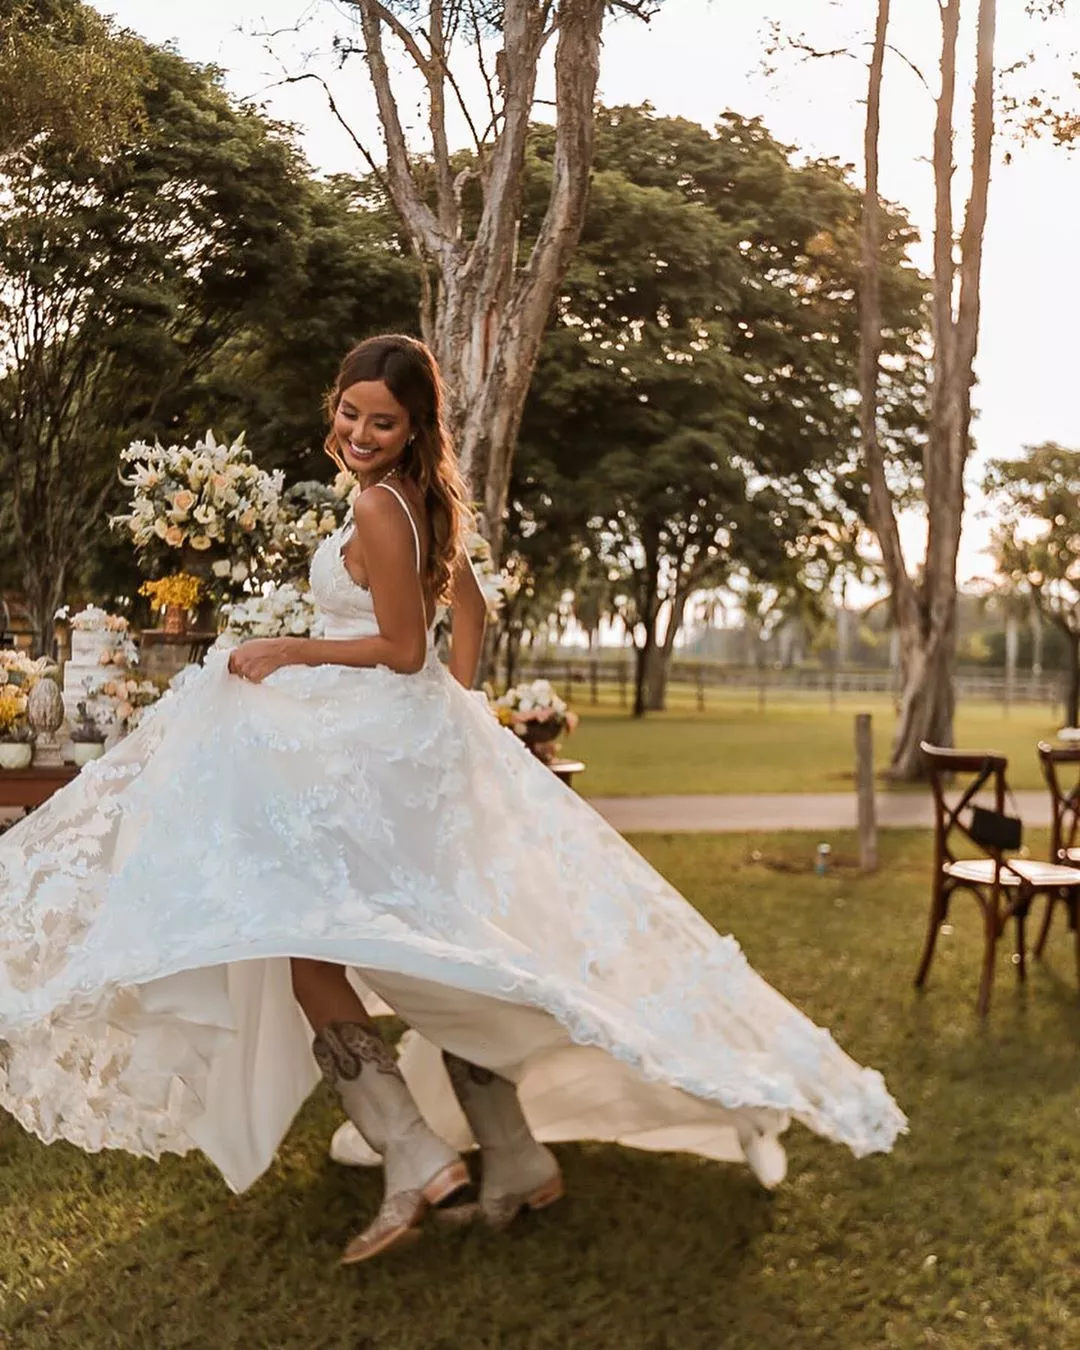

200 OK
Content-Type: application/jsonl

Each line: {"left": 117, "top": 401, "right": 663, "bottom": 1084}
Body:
{"left": 569, "top": 692, "right": 1066, "bottom": 796}
{"left": 2, "top": 831, "right": 1077, "bottom": 1350}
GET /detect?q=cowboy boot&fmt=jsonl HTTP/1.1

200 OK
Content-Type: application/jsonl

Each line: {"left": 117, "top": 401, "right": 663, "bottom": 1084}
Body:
{"left": 313, "top": 1022, "right": 474, "bottom": 1263}
{"left": 442, "top": 1052, "right": 563, "bottom": 1231}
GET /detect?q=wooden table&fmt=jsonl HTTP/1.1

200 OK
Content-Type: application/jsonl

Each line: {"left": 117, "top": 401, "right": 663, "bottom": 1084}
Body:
{"left": 551, "top": 758, "right": 585, "bottom": 790}
{"left": 0, "top": 764, "right": 79, "bottom": 818}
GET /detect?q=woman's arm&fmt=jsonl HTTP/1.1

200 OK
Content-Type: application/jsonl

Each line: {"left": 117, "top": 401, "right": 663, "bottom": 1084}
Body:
{"left": 228, "top": 489, "right": 428, "bottom": 683}
{"left": 447, "top": 549, "right": 487, "bottom": 689}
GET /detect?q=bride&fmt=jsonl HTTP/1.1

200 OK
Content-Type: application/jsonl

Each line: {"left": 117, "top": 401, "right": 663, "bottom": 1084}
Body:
{"left": 0, "top": 334, "right": 905, "bottom": 1266}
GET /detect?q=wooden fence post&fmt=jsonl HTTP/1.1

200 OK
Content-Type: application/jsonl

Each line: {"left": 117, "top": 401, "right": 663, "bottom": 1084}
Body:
{"left": 855, "top": 712, "right": 878, "bottom": 872}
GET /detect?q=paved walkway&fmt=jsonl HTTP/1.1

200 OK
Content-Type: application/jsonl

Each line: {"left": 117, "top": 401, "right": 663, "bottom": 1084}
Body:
{"left": 586, "top": 790, "right": 1051, "bottom": 834}
{"left": 3, "top": 791, "right": 1052, "bottom": 837}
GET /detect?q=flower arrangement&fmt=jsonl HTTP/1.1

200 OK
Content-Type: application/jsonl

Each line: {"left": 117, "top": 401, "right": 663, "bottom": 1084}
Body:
{"left": 112, "top": 430, "right": 284, "bottom": 590}
{"left": 0, "top": 686, "right": 32, "bottom": 742}
{"left": 465, "top": 530, "right": 511, "bottom": 617}
{"left": 219, "top": 583, "right": 320, "bottom": 639}
{"left": 0, "top": 650, "right": 55, "bottom": 693}
{"left": 100, "top": 677, "right": 163, "bottom": 733}
{"left": 268, "top": 479, "right": 353, "bottom": 584}
{"left": 493, "top": 679, "right": 579, "bottom": 764}
{"left": 139, "top": 573, "right": 204, "bottom": 615}
{"left": 66, "top": 605, "right": 130, "bottom": 634}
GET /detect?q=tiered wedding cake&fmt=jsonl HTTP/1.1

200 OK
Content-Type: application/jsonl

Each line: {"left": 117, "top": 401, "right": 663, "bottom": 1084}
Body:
{"left": 62, "top": 608, "right": 135, "bottom": 720}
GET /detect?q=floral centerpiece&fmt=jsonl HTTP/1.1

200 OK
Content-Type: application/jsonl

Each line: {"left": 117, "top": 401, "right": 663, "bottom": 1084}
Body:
{"left": 100, "top": 677, "right": 163, "bottom": 734}
{"left": 68, "top": 605, "right": 130, "bottom": 636}
{"left": 139, "top": 574, "right": 205, "bottom": 634}
{"left": 0, "top": 686, "right": 33, "bottom": 756}
{"left": 112, "top": 430, "right": 284, "bottom": 600}
{"left": 64, "top": 605, "right": 138, "bottom": 667}
{"left": 267, "top": 476, "right": 354, "bottom": 584}
{"left": 0, "top": 650, "right": 54, "bottom": 694}
{"left": 219, "top": 583, "right": 320, "bottom": 640}
{"left": 493, "top": 679, "right": 579, "bottom": 765}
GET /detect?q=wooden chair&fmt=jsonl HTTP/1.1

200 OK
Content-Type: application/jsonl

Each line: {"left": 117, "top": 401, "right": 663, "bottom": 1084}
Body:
{"left": 917, "top": 743, "right": 1080, "bottom": 1015}
{"left": 1034, "top": 742, "right": 1080, "bottom": 971}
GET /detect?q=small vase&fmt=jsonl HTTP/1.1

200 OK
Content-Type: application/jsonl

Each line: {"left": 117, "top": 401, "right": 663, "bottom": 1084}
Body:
{"left": 0, "top": 741, "right": 34, "bottom": 770}
{"left": 163, "top": 605, "right": 188, "bottom": 636}
{"left": 71, "top": 740, "right": 106, "bottom": 768}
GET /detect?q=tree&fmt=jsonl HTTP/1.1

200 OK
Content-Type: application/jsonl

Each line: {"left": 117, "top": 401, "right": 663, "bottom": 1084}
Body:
{"left": 0, "top": 40, "right": 313, "bottom": 649}
{"left": 857, "top": 0, "right": 998, "bottom": 777}
{"left": 180, "top": 175, "right": 420, "bottom": 482}
{"left": 299, "top": 0, "right": 661, "bottom": 554}
{"left": 984, "top": 444, "right": 1080, "bottom": 725}
{"left": 0, "top": 0, "right": 148, "bottom": 160}
{"left": 512, "top": 107, "right": 928, "bottom": 714}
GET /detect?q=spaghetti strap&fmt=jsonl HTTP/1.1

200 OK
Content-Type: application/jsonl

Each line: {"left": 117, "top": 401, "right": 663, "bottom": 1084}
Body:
{"left": 372, "top": 480, "right": 422, "bottom": 573}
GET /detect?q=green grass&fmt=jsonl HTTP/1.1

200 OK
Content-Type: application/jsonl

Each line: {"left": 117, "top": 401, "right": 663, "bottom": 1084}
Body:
{"left": 3, "top": 831, "right": 1078, "bottom": 1349}
{"left": 568, "top": 692, "right": 1065, "bottom": 796}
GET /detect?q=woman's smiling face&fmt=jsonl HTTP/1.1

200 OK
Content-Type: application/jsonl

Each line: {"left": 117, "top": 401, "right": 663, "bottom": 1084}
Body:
{"left": 332, "top": 379, "right": 412, "bottom": 483}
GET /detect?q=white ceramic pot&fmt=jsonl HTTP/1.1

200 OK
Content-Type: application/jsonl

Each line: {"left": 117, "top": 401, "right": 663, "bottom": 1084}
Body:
{"left": 70, "top": 740, "right": 106, "bottom": 768}
{"left": 0, "top": 741, "right": 34, "bottom": 770}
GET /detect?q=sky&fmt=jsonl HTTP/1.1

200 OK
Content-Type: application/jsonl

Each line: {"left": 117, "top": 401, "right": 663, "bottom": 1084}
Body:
{"left": 90, "top": 0, "right": 1080, "bottom": 592}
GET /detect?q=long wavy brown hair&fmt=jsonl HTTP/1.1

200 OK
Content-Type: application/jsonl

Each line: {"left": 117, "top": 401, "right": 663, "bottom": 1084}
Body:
{"left": 324, "top": 334, "right": 470, "bottom": 603}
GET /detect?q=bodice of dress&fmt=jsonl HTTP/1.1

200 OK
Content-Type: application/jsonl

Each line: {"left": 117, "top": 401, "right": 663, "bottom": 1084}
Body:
{"left": 308, "top": 522, "right": 383, "bottom": 640}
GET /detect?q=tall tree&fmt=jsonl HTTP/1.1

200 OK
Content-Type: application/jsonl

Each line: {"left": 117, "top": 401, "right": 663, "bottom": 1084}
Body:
{"left": 984, "top": 444, "right": 1080, "bottom": 725}
{"left": 0, "top": 40, "right": 313, "bottom": 649}
{"left": 858, "top": 0, "right": 998, "bottom": 777}
{"left": 512, "top": 108, "right": 928, "bottom": 714}
{"left": 304, "top": 0, "right": 660, "bottom": 553}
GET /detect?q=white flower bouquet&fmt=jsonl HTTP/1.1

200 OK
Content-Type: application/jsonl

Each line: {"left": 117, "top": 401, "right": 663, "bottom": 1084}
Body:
{"left": 219, "top": 583, "right": 320, "bottom": 639}
{"left": 112, "top": 431, "right": 284, "bottom": 588}
{"left": 492, "top": 678, "right": 579, "bottom": 763}
{"left": 466, "top": 531, "right": 511, "bottom": 617}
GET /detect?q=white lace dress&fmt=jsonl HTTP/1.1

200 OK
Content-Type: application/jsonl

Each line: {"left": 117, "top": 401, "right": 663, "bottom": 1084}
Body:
{"left": 0, "top": 514, "right": 906, "bottom": 1192}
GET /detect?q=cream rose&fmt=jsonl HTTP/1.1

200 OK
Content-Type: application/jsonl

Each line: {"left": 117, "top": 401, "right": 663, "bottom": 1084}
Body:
{"left": 190, "top": 535, "right": 212, "bottom": 551}
{"left": 164, "top": 525, "right": 185, "bottom": 548}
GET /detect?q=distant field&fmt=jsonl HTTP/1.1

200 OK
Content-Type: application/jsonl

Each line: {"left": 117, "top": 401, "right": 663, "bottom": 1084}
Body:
{"left": 566, "top": 690, "right": 1065, "bottom": 796}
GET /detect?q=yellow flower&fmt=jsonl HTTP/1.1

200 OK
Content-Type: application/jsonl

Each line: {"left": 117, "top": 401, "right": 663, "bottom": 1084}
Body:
{"left": 190, "top": 534, "right": 212, "bottom": 550}
{"left": 139, "top": 573, "right": 204, "bottom": 612}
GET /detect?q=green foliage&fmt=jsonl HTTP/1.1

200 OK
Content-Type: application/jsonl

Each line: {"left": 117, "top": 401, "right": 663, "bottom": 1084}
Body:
{"left": 984, "top": 442, "right": 1080, "bottom": 721}
{"left": 0, "top": 36, "right": 316, "bottom": 637}
{"left": 185, "top": 175, "right": 419, "bottom": 481}
{"left": 508, "top": 107, "right": 929, "bottom": 707}
{"left": 0, "top": 0, "right": 148, "bottom": 160}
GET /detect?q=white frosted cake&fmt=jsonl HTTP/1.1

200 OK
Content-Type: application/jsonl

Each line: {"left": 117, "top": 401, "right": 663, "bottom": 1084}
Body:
{"left": 62, "top": 614, "right": 131, "bottom": 718}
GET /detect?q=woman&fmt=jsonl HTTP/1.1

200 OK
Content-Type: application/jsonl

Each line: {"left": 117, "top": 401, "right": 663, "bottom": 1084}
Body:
{"left": 0, "top": 335, "right": 905, "bottom": 1267}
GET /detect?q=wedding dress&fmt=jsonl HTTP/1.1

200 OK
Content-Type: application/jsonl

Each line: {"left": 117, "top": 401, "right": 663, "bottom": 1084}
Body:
{"left": 0, "top": 490, "right": 906, "bottom": 1193}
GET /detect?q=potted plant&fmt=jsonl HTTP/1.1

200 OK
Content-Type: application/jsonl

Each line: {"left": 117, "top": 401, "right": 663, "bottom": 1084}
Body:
{"left": 68, "top": 701, "right": 108, "bottom": 766}
{"left": 0, "top": 686, "right": 34, "bottom": 769}
{"left": 493, "top": 679, "right": 580, "bottom": 766}
{"left": 139, "top": 573, "right": 205, "bottom": 635}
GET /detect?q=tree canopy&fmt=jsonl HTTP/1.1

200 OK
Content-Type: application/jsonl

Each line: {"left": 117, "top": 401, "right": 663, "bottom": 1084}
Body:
{"left": 506, "top": 106, "right": 928, "bottom": 712}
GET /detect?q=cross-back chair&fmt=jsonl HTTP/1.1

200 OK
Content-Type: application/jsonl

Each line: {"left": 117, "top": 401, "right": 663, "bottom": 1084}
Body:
{"left": 917, "top": 743, "right": 1080, "bottom": 1015}
{"left": 1034, "top": 741, "right": 1080, "bottom": 972}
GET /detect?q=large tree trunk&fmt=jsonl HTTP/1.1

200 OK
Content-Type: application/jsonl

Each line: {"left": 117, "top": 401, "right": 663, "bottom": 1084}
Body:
{"left": 858, "top": 0, "right": 997, "bottom": 779}
{"left": 642, "top": 589, "right": 690, "bottom": 711}
{"left": 354, "top": 0, "right": 606, "bottom": 560}
{"left": 890, "top": 605, "right": 958, "bottom": 775}
{"left": 1059, "top": 622, "right": 1080, "bottom": 726}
